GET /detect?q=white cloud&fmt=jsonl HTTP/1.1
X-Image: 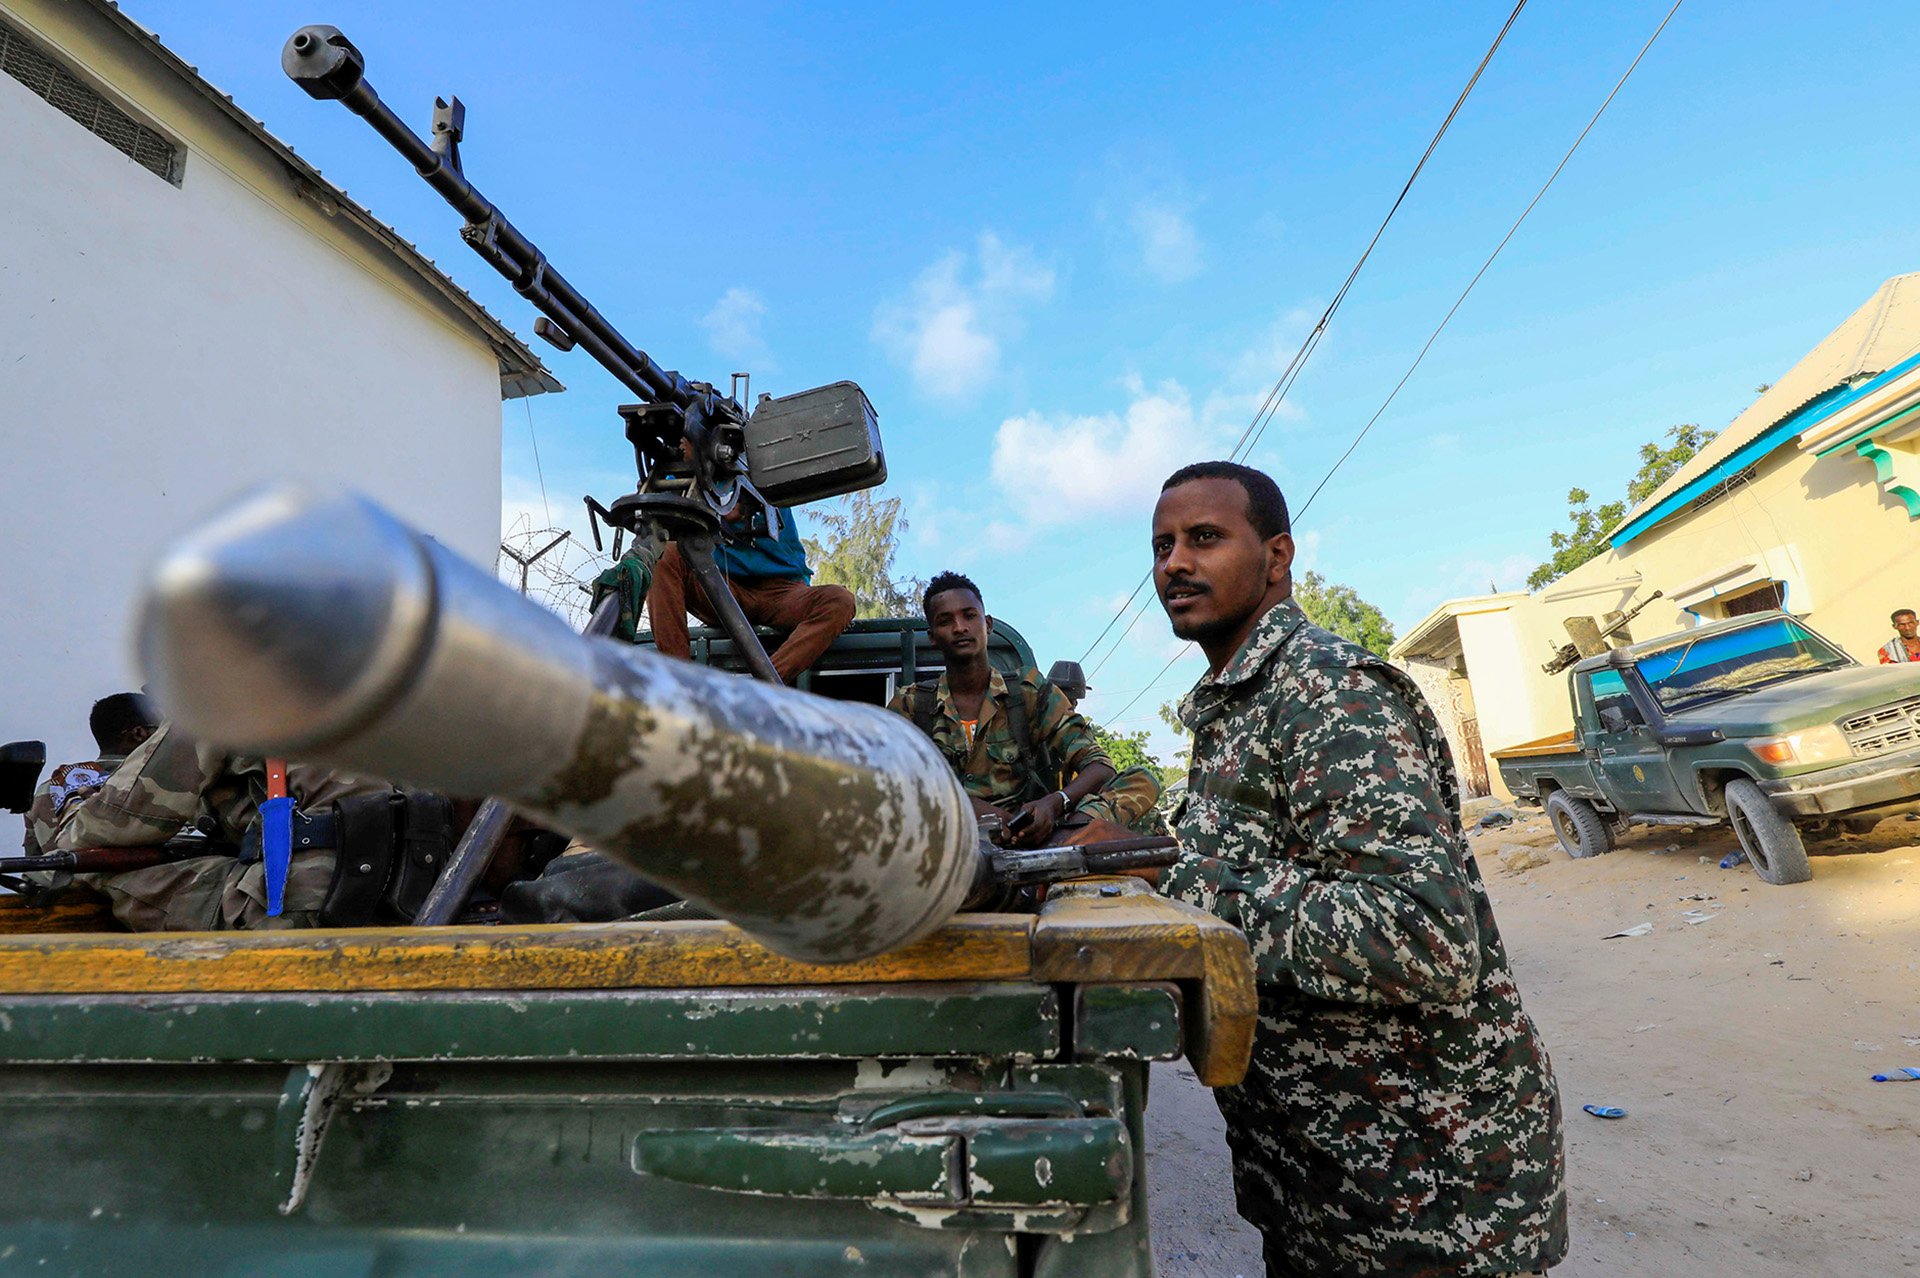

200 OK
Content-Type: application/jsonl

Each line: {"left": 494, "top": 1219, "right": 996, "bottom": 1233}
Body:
{"left": 874, "top": 233, "right": 1054, "bottom": 399}
{"left": 702, "top": 287, "right": 772, "bottom": 367}
{"left": 989, "top": 381, "right": 1222, "bottom": 528}
{"left": 1291, "top": 528, "right": 1323, "bottom": 574}
{"left": 1130, "top": 202, "right": 1203, "bottom": 283}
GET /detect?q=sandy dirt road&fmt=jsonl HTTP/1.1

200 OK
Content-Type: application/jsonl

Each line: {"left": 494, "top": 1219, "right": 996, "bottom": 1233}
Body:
{"left": 1145, "top": 809, "right": 1920, "bottom": 1276}
{"left": 1480, "top": 809, "right": 1920, "bottom": 1275}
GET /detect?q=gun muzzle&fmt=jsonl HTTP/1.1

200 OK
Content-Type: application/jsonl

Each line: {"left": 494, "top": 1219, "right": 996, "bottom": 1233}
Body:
{"left": 135, "top": 486, "right": 979, "bottom": 963}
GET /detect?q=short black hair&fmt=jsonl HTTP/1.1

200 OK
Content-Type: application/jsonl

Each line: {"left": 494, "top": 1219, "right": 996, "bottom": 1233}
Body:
{"left": 89, "top": 692, "right": 158, "bottom": 753}
{"left": 1895, "top": 609, "right": 1917, "bottom": 623}
{"left": 923, "top": 570, "right": 983, "bottom": 617}
{"left": 1160, "top": 461, "right": 1291, "bottom": 539}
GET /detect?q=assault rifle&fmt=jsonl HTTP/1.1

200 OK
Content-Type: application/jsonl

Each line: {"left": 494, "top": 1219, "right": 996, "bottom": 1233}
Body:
{"left": 0, "top": 841, "right": 208, "bottom": 902}
{"left": 281, "top": 25, "right": 887, "bottom": 688}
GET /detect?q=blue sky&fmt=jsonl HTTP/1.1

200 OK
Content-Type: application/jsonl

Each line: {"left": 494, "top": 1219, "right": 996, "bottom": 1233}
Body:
{"left": 149, "top": 0, "right": 1920, "bottom": 757}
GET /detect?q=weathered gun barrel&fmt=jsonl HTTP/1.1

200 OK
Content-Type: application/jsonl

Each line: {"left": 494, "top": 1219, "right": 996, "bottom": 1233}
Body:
{"left": 282, "top": 24, "right": 696, "bottom": 412}
{"left": 134, "top": 486, "right": 979, "bottom": 963}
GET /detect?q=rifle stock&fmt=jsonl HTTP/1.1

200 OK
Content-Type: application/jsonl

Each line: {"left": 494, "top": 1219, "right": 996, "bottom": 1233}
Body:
{"left": 0, "top": 846, "right": 193, "bottom": 877}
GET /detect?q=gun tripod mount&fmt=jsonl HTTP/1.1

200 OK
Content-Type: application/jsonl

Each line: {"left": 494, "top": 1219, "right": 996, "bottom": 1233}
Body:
{"left": 587, "top": 491, "right": 783, "bottom": 686}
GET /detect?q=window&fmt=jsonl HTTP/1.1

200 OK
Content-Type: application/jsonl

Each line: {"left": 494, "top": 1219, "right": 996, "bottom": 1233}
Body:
{"left": 1586, "top": 669, "right": 1639, "bottom": 727}
{"left": 1721, "top": 581, "right": 1785, "bottom": 617}
{"left": 1, "top": 15, "right": 182, "bottom": 184}
{"left": 1635, "top": 617, "right": 1851, "bottom": 713}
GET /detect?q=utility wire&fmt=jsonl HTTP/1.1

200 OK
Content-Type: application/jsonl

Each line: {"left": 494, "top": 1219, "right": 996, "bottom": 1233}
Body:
{"left": 523, "top": 397, "right": 553, "bottom": 528}
{"left": 1076, "top": 0, "right": 1530, "bottom": 674}
{"left": 1296, "top": 0, "right": 1686, "bottom": 522}
{"left": 1104, "top": 0, "right": 1686, "bottom": 728}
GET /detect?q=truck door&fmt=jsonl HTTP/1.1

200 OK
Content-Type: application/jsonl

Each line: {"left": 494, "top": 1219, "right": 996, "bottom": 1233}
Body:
{"left": 1584, "top": 669, "right": 1683, "bottom": 814}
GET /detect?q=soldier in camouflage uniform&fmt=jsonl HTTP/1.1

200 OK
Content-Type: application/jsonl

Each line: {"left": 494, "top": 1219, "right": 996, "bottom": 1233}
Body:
{"left": 889, "top": 572, "right": 1114, "bottom": 847}
{"left": 1050, "top": 662, "right": 1169, "bottom": 835}
{"left": 35, "top": 715, "right": 385, "bottom": 931}
{"left": 21, "top": 693, "right": 161, "bottom": 857}
{"left": 1150, "top": 462, "right": 1566, "bottom": 1278}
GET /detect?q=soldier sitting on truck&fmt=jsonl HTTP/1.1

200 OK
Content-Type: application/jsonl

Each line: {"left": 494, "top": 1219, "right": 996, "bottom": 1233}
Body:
{"left": 644, "top": 505, "right": 857, "bottom": 685}
{"left": 37, "top": 712, "right": 452, "bottom": 932}
{"left": 1048, "top": 661, "right": 1169, "bottom": 835}
{"left": 889, "top": 572, "right": 1115, "bottom": 848}
{"left": 21, "top": 692, "right": 161, "bottom": 857}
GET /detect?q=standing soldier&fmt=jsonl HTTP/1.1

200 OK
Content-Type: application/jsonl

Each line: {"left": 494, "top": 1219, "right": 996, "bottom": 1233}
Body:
{"left": 1150, "top": 461, "right": 1567, "bottom": 1277}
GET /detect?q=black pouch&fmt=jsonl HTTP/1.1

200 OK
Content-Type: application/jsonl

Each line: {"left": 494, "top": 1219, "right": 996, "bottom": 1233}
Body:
{"left": 319, "top": 790, "right": 456, "bottom": 925}
{"left": 320, "top": 793, "right": 397, "bottom": 927}
{"left": 385, "top": 790, "right": 454, "bottom": 922}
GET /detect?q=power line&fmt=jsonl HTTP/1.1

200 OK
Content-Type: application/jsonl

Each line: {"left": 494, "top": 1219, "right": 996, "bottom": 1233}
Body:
{"left": 1103, "top": 0, "right": 1687, "bottom": 727}
{"left": 1296, "top": 0, "right": 1685, "bottom": 522}
{"left": 523, "top": 396, "right": 552, "bottom": 528}
{"left": 1076, "top": 0, "right": 1530, "bottom": 672}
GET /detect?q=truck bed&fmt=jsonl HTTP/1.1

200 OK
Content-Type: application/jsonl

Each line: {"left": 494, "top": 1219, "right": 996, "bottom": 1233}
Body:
{"left": 1491, "top": 730, "right": 1578, "bottom": 761}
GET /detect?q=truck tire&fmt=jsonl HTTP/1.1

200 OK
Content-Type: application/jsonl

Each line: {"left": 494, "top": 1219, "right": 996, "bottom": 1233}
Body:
{"left": 1546, "top": 791, "right": 1613, "bottom": 860}
{"left": 1724, "top": 778, "right": 1812, "bottom": 886}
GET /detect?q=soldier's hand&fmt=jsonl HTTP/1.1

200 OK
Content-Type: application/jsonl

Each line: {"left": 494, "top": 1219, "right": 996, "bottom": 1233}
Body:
{"left": 1009, "top": 792, "right": 1068, "bottom": 848}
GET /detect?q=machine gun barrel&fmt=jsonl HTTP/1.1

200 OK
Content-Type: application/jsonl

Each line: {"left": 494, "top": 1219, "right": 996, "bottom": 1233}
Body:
{"left": 134, "top": 486, "right": 979, "bottom": 963}
{"left": 281, "top": 25, "right": 702, "bottom": 413}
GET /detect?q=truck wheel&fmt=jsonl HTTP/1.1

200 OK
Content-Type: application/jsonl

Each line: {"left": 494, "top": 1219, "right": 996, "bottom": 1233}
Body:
{"left": 1546, "top": 791, "right": 1613, "bottom": 860}
{"left": 1724, "top": 778, "right": 1812, "bottom": 885}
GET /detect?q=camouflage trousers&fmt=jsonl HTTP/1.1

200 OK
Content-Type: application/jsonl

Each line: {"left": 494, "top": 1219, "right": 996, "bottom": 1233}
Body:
{"left": 77, "top": 849, "right": 336, "bottom": 931}
{"left": 1217, "top": 1012, "right": 1566, "bottom": 1278}
{"left": 1073, "top": 765, "right": 1167, "bottom": 833}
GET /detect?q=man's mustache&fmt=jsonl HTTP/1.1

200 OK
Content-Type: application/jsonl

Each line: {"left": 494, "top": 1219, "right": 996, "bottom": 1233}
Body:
{"left": 1160, "top": 577, "right": 1210, "bottom": 598}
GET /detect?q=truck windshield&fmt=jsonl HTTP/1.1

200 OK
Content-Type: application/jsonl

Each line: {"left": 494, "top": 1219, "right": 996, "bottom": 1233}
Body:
{"left": 1636, "top": 617, "right": 1850, "bottom": 711}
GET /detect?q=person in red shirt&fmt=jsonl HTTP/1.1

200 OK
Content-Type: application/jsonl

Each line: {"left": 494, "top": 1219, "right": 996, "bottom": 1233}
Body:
{"left": 1878, "top": 609, "right": 1920, "bottom": 664}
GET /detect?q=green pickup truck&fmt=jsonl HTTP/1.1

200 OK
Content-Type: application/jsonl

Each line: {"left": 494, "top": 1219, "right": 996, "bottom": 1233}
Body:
{"left": 1494, "top": 611, "right": 1920, "bottom": 885}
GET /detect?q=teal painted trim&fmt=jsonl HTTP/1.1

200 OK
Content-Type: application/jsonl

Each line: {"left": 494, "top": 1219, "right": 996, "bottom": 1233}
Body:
{"left": 1855, "top": 439, "right": 1920, "bottom": 519}
{"left": 1613, "top": 346, "right": 1920, "bottom": 548}
{"left": 1813, "top": 398, "right": 1920, "bottom": 459}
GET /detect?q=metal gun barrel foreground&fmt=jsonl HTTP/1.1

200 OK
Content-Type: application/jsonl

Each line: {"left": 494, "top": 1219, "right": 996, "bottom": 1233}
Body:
{"left": 134, "top": 486, "right": 979, "bottom": 964}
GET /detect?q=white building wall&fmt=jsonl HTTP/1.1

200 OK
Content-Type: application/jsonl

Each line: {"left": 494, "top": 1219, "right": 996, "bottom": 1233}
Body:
{"left": 0, "top": 21, "right": 505, "bottom": 847}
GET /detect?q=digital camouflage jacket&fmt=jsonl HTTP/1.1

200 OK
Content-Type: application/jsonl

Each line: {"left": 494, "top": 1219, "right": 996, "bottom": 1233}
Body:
{"left": 1161, "top": 598, "right": 1567, "bottom": 1277}
{"left": 888, "top": 666, "right": 1110, "bottom": 810}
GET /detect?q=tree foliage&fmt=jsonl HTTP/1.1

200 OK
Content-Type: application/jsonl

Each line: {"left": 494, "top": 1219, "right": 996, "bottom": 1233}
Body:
{"left": 1157, "top": 700, "right": 1192, "bottom": 776}
{"left": 1091, "top": 723, "right": 1160, "bottom": 775}
{"left": 1528, "top": 423, "right": 1715, "bottom": 591}
{"left": 1294, "top": 571, "right": 1396, "bottom": 657}
{"left": 801, "top": 491, "right": 924, "bottom": 618}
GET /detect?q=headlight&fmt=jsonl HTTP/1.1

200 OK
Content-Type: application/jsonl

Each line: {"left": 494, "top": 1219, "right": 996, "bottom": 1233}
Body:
{"left": 1747, "top": 725, "right": 1852, "bottom": 765}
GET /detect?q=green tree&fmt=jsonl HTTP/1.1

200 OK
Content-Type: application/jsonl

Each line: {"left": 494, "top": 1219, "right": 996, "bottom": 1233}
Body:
{"left": 801, "top": 491, "right": 924, "bottom": 618}
{"left": 1294, "top": 571, "right": 1396, "bottom": 657}
{"left": 1526, "top": 487, "right": 1626, "bottom": 591}
{"left": 1091, "top": 723, "right": 1160, "bottom": 774}
{"left": 1157, "top": 700, "right": 1192, "bottom": 778}
{"left": 1528, "top": 423, "right": 1716, "bottom": 591}
{"left": 1625, "top": 422, "right": 1714, "bottom": 505}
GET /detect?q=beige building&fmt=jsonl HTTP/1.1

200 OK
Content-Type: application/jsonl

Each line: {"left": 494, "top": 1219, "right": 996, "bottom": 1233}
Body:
{"left": 1398, "top": 273, "right": 1920, "bottom": 796}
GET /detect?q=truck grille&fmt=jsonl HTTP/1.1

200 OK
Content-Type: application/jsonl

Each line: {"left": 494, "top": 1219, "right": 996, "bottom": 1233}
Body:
{"left": 1840, "top": 697, "right": 1920, "bottom": 757}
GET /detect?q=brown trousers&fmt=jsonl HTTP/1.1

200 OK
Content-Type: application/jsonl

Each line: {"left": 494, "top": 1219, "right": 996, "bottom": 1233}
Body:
{"left": 646, "top": 544, "right": 856, "bottom": 684}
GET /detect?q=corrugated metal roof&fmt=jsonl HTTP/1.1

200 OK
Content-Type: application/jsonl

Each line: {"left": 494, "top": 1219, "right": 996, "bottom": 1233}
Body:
{"left": 88, "top": 1, "right": 562, "bottom": 400}
{"left": 1610, "top": 272, "right": 1920, "bottom": 539}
